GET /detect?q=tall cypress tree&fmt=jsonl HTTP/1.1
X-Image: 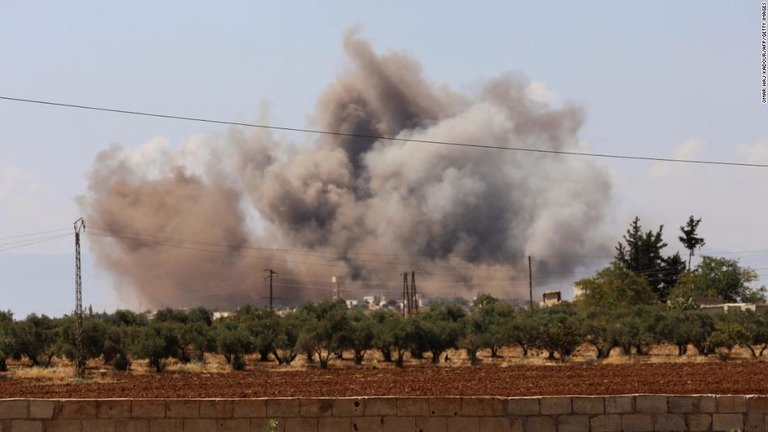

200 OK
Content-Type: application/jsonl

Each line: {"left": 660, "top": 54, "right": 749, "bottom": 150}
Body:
{"left": 615, "top": 216, "right": 686, "bottom": 302}
{"left": 678, "top": 215, "right": 706, "bottom": 270}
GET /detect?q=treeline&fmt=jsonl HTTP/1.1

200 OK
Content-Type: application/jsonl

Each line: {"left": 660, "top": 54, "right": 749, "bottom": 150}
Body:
{"left": 2, "top": 215, "right": 765, "bottom": 373}
{"left": 2, "top": 297, "right": 768, "bottom": 373}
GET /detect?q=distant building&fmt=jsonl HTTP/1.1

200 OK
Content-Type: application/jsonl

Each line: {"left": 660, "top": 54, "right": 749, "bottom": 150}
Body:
{"left": 212, "top": 311, "right": 232, "bottom": 320}
{"left": 541, "top": 290, "right": 562, "bottom": 307}
{"left": 700, "top": 303, "right": 757, "bottom": 314}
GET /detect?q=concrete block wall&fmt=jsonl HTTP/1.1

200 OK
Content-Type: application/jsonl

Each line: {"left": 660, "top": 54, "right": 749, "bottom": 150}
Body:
{"left": 1, "top": 395, "right": 767, "bottom": 431}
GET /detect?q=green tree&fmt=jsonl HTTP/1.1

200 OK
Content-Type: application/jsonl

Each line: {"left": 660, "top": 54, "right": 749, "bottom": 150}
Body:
{"left": 657, "top": 308, "right": 702, "bottom": 356}
{"left": 412, "top": 304, "right": 466, "bottom": 364}
{"left": 459, "top": 315, "right": 485, "bottom": 365}
{"left": 57, "top": 314, "right": 110, "bottom": 366}
{"left": 342, "top": 308, "right": 375, "bottom": 365}
{"left": 370, "top": 309, "right": 398, "bottom": 363}
{"left": 579, "top": 307, "right": 621, "bottom": 359}
{"left": 0, "top": 311, "right": 13, "bottom": 371}
{"left": 679, "top": 215, "right": 705, "bottom": 270}
{"left": 472, "top": 293, "right": 500, "bottom": 310}
{"left": 389, "top": 314, "right": 413, "bottom": 367}
{"left": 575, "top": 262, "right": 658, "bottom": 308}
{"left": 689, "top": 311, "right": 716, "bottom": 356}
{"left": 296, "top": 300, "right": 349, "bottom": 368}
{"left": 473, "top": 297, "right": 515, "bottom": 358}
{"left": 535, "top": 303, "right": 582, "bottom": 361}
{"left": 507, "top": 308, "right": 541, "bottom": 356}
{"left": 213, "top": 319, "right": 252, "bottom": 370}
{"left": 671, "top": 256, "right": 766, "bottom": 303}
{"left": 235, "top": 305, "right": 279, "bottom": 362}
{"left": 153, "top": 307, "right": 214, "bottom": 363}
{"left": 106, "top": 309, "right": 149, "bottom": 327}
{"left": 370, "top": 310, "right": 412, "bottom": 367}
{"left": 728, "top": 310, "right": 768, "bottom": 358}
{"left": 612, "top": 305, "right": 664, "bottom": 356}
{"left": 271, "top": 313, "right": 302, "bottom": 366}
{"left": 708, "top": 313, "right": 748, "bottom": 360}
{"left": 615, "top": 216, "right": 686, "bottom": 301}
{"left": 133, "top": 321, "right": 181, "bottom": 372}
{"left": 102, "top": 309, "right": 147, "bottom": 370}
{"left": 11, "top": 314, "right": 58, "bottom": 367}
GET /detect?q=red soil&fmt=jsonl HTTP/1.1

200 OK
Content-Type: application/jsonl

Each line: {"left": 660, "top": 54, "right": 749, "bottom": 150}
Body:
{"left": 2, "top": 362, "right": 767, "bottom": 399}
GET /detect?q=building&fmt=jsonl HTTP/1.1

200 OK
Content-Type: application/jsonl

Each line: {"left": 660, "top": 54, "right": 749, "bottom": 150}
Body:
{"left": 541, "top": 290, "right": 562, "bottom": 307}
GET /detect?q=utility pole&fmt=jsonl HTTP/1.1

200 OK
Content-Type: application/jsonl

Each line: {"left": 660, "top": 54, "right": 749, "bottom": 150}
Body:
{"left": 263, "top": 269, "right": 279, "bottom": 311}
{"left": 331, "top": 276, "right": 345, "bottom": 301}
{"left": 73, "top": 218, "right": 86, "bottom": 379}
{"left": 401, "top": 272, "right": 409, "bottom": 317}
{"left": 401, "top": 271, "right": 418, "bottom": 316}
{"left": 528, "top": 256, "right": 533, "bottom": 311}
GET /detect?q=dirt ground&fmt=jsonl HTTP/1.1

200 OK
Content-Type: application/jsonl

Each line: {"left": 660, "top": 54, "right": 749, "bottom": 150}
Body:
{"left": 2, "top": 359, "right": 768, "bottom": 398}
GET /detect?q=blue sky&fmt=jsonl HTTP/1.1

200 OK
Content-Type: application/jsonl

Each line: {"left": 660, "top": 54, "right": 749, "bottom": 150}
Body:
{"left": 1, "top": 1, "right": 767, "bottom": 317}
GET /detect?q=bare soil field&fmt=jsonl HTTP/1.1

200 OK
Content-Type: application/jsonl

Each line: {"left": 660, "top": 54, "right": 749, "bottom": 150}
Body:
{"left": 2, "top": 347, "right": 768, "bottom": 398}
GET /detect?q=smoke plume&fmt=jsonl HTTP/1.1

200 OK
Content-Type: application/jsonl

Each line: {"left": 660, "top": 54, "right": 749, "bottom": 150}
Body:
{"left": 80, "top": 30, "right": 612, "bottom": 309}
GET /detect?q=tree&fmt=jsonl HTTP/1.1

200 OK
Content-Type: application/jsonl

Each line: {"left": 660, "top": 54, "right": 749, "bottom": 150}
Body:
{"left": 370, "top": 309, "right": 398, "bottom": 363}
{"left": 708, "top": 313, "right": 748, "bottom": 360}
{"left": 507, "top": 308, "right": 541, "bottom": 356}
{"left": 579, "top": 307, "right": 621, "bottom": 359}
{"left": 612, "top": 305, "right": 664, "bottom": 356}
{"left": 271, "top": 313, "right": 302, "bottom": 366}
{"left": 213, "top": 319, "right": 252, "bottom": 370}
{"left": 370, "top": 310, "right": 412, "bottom": 367}
{"left": 57, "top": 315, "right": 110, "bottom": 366}
{"left": 472, "top": 292, "right": 500, "bottom": 310}
{"left": 102, "top": 309, "right": 147, "bottom": 370}
{"left": 657, "top": 308, "right": 703, "bottom": 356}
{"left": 535, "top": 303, "right": 582, "bottom": 361}
{"left": 615, "top": 217, "right": 686, "bottom": 301}
{"left": 671, "top": 256, "right": 766, "bottom": 303}
{"left": 473, "top": 297, "right": 515, "bottom": 358}
{"left": 726, "top": 310, "right": 768, "bottom": 358}
{"left": 459, "top": 315, "right": 485, "bottom": 365}
{"left": 575, "top": 262, "right": 658, "bottom": 308}
{"left": 342, "top": 309, "right": 375, "bottom": 365}
{"left": 412, "top": 304, "right": 466, "bottom": 364}
{"left": 389, "top": 314, "right": 413, "bottom": 367}
{"left": 0, "top": 311, "right": 13, "bottom": 371}
{"left": 133, "top": 321, "right": 181, "bottom": 372}
{"left": 153, "top": 307, "right": 214, "bottom": 363}
{"left": 251, "top": 315, "right": 279, "bottom": 363}
{"left": 296, "top": 300, "right": 349, "bottom": 368}
{"left": 235, "top": 305, "right": 279, "bottom": 362}
{"left": 679, "top": 215, "right": 705, "bottom": 270}
{"left": 11, "top": 314, "right": 58, "bottom": 367}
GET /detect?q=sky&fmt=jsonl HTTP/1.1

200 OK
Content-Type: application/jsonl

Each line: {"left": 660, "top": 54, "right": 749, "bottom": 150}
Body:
{"left": 1, "top": 1, "right": 767, "bottom": 317}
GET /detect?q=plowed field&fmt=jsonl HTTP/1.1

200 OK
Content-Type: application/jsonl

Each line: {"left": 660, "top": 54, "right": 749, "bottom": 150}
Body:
{"left": 2, "top": 362, "right": 768, "bottom": 398}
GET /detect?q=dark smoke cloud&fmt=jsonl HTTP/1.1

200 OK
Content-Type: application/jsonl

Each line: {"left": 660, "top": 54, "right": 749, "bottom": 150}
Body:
{"left": 80, "top": 29, "right": 612, "bottom": 309}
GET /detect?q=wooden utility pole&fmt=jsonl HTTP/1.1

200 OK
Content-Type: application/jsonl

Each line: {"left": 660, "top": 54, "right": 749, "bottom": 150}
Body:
{"left": 402, "top": 272, "right": 409, "bottom": 317}
{"left": 73, "top": 218, "right": 86, "bottom": 379}
{"left": 410, "top": 270, "right": 417, "bottom": 312}
{"left": 263, "top": 269, "right": 279, "bottom": 311}
{"left": 528, "top": 256, "right": 533, "bottom": 311}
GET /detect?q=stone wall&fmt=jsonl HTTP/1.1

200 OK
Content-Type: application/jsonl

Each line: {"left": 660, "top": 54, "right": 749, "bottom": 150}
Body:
{"left": 1, "top": 395, "right": 767, "bottom": 431}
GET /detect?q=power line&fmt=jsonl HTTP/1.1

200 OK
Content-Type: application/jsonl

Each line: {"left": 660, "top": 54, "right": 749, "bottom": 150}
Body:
{"left": 0, "top": 227, "right": 70, "bottom": 240}
{"left": 2, "top": 95, "right": 767, "bottom": 168}
{"left": 0, "top": 233, "right": 71, "bottom": 252}
{"left": 85, "top": 227, "right": 703, "bottom": 281}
